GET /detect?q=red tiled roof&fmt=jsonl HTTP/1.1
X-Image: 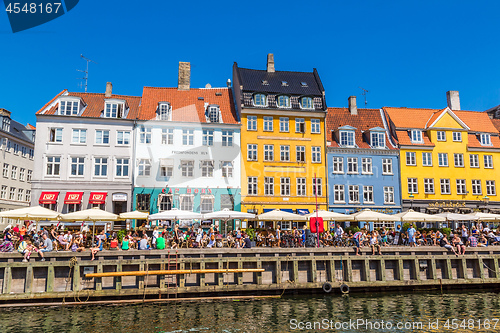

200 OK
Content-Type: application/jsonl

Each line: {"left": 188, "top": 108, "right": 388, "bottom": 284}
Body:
{"left": 467, "top": 133, "right": 500, "bottom": 149}
{"left": 139, "top": 87, "right": 238, "bottom": 124}
{"left": 326, "top": 107, "right": 396, "bottom": 149}
{"left": 395, "top": 130, "right": 435, "bottom": 147}
{"left": 491, "top": 119, "right": 500, "bottom": 132}
{"left": 36, "top": 90, "right": 66, "bottom": 115}
{"left": 454, "top": 111, "right": 498, "bottom": 133}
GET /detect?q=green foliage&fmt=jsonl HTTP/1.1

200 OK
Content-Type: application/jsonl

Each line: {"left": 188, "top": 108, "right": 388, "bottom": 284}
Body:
{"left": 402, "top": 223, "right": 411, "bottom": 232}
{"left": 117, "top": 229, "right": 128, "bottom": 243}
{"left": 246, "top": 228, "right": 255, "bottom": 241}
{"left": 441, "top": 228, "right": 451, "bottom": 236}
{"left": 344, "top": 226, "right": 360, "bottom": 234}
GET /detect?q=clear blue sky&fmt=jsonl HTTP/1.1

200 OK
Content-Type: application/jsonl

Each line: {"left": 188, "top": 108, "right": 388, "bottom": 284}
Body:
{"left": 1, "top": 0, "right": 499, "bottom": 125}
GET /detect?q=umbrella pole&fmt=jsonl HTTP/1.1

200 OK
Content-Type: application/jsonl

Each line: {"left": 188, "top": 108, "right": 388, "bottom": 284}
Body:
{"left": 92, "top": 220, "right": 96, "bottom": 247}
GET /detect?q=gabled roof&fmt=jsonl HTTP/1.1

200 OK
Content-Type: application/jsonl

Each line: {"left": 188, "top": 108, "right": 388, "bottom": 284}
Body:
{"left": 0, "top": 116, "right": 35, "bottom": 144}
{"left": 138, "top": 87, "right": 238, "bottom": 124}
{"left": 426, "top": 107, "right": 469, "bottom": 130}
{"left": 491, "top": 119, "right": 500, "bottom": 132}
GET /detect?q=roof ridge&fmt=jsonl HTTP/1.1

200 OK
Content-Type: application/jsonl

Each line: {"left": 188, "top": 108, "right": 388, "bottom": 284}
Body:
{"left": 68, "top": 92, "right": 141, "bottom": 98}
{"left": 238, "top": 67, "right": 314, "bottom": 74}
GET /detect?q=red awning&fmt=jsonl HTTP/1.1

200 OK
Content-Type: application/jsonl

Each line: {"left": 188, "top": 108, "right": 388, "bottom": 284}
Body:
{"left": 39, "top": 192, "right": 59, "bottom": 204}
{"left": 64, "top": 192, "right": 83, "bottom": 204}
{"left": 89, "top": 192, "right": 107, "bottom": 204}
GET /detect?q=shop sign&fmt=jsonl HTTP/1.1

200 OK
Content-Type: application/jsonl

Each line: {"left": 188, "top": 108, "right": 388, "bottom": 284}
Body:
{"left": 428, "top": 201, "right": 466, "bottom": 208}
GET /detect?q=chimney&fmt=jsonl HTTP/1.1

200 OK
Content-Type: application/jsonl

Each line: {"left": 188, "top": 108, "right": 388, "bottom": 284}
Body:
{"left": 446, "top": 90, "right": 460, "bottom": 110}
{"left": 348, "top": 96, "right": 357, "bottom": 115}
{"left": 0, "top": 108, "right": 11, "bottom": 118}
{"left": 105, "top": 82, "right": 113, "bottom": 97}
{"left": 266, "top": 53, "right": 275, "bottom": 73}
{"left": 226, "top": 78, "right": 232, "bottom": 87}
{"left": 178, "top": 62, "right": 191, "bottom": 90}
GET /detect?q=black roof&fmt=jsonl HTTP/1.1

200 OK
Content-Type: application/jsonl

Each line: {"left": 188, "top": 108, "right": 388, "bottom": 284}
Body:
{"left": 236, "top": 67, "right": 324, "bottom": 96}
{"left": 0, "top": 115, "right": 35, "bottom": 144}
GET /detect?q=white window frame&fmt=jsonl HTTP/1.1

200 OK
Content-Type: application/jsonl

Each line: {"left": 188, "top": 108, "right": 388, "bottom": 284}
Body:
{"left": 222, "top": 130, "right": 233, "bottom": 147}
{"left": 472, "top": 179, "right": 482, "bottom": 195}
{"left": 480, "top": 133, "right": 492, "bottom": 146}
{"left": 410, "top": 130, "right": 423, "bottom": 143}
{"left": 280, "top": 145, "right": 290, "bottom": 162}
{"left": 452, "top": 132, "right": 462, "bottom": 142}
{"left": 311, "top": 119, "right": 320, "bottom": 134}
{"left": 161, "top": 128, "right": 173, "bottom": 145}
{"left": 311, "top": 146, "right": 321, "bottom": 163}
{"left": 424, "top": 178, "right": 434, "bottom": 194}
{"left": 158, "top": 103, "right": 171, "bottom": 121}
{"left": 264, "top": 145, "right": 274, "bottom": 161}
{"left": 371, "top": 132, "right": 385, "bottom": 148}
{"left": 201, "top": 160, "right": 214, "bottom": 177}
{"left": 408, "top": 178, "right": 418, "bottom": 194}
{"left": 72, "top": 129, "right": 87, "bottom": 144}
{"left": 279, "top": 117, "right": 289, "bottom": 132}
{"left": 333, "top": 156, "right": 343, "bottom": 174}
{"left": 248, "top": 177, "right": 258, "bottom": 195}
{"left": 456, "top": 179, "right": 467, "bottom": 195}
{"left": 422, "top": 152, "right": 432, "bottom": 166}
{"left": 382, "top": 158, "right": 393, "bottom": 175}
{"left": 296, "top": 146, "right": 305, "bottom": 163}
{"left": 94, "top": 157, "right": 108, "bottom": 177}
{"left": 19, "top": 168, "right": 25, "bottom": 181}
{"left": 2, "top": 163, "right": 8, "bottom": 178}
{"left": 297, "top": 178, "right": 306, "bottom": 196}
{"left": 470, "top": 154, "right": 479, "bottom": 168}
{"left": 295, "top": 118, "right": 305, "bottom": 133}
{"left": 207, "top": 106, "right": 220, "bottom": 123}
{"left": 202, "top": 129, "right": 214, "bottom": 146}
{"left": 247, "top": 144, "right": 258, "bottom": 161}
{"left": 440, "top": 179, "right": 451, "bottom": 195}
{"left": 247, "top": 116, "right": 257, "bottom": 131}
{"left": 363, "top": 186, "right": 374, "bottom": 204}
{"left": 300, "top": 97, "right": 314, "bottom": 109}
{"left": 59, "top": 100, "right": 79, "bottom": 115}
{"left": 361, "top": 158, "right": 372, "bottom": 174}
{"left": 253, "top": 94, "right": 267, "bottom": 107}
{"left": 46, "top": 156, "right": 61, "bottom": 176}
{"left": 436, "top": 131, "right": 446, "bottom": 141}
{"left": 182, "top": 129, "right": 194, "bottom": 146}
{"left": 104, "top": 102, "right": 125, "bottom": 118}
{"left": 49, "top": 128, "right": 63, "bottom": 143}
{"left": 438, "top": 153, "right": 448, "bottom": 167}
{"left": 348, "top": 185, "right": 359, "bottom": 203}
{"left": 340, "top": 131, "right": 355, "bottom": 147}
{"left": 280, "top": 177, "right": 290, "bottom": 196}
{"left": 95, "top": 130, "right": 110, "bottom": 145}
{"left": 406, "top": 152, "right": 416, "bottom": 166}
{"left": 222, "top": 161, "right": 233, "bottom": 178}
{"left": 181, "top": 160, "right": 194, "bottom": 177}
{"left": 263, "top": 116, "right": 273, "bottom": 131}
{"left": 454, "top": 153, "right": 464, "bottom": 167}
{"left": 264, "top": 177, "right": 274, "bottom": 196}
{"left": 347, "top": 157, "right": 358, "bottom": 174}
{"left": 116, "top": 158, "right": 129, "bottom": 177}
{"left": 313, "top": 178, "right": 322, "bottom": 196}
{"left": 486, "top": 180, "right": 496, "bottom": 196}
{"left": 140, "top": 127, "right": 152, "bottom": 144}
{"left": 70, "top": 157, "right": 85, "bottom": 177}
{"left": 138, "top": 159, "right": 151, "bottom": 176}
{"left": 117, "top": 131, "right": 131, "bottom": 145}
{"left": 10, "top": 166, "right": 17, "bottom": 180}
{"left": 277, "top": 95, "right": 291, "bottom": 108}
{"left": 484, "top": 155, "right": 493, "bottom": 169}
{"left": 334, "top": 185, "right": 345, "bottom": 203}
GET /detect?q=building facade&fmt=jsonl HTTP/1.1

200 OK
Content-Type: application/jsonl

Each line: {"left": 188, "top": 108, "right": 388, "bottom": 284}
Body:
{"left": 326, "top": 97, "right": 402, "bottom": 229}
{"left": 233, "top": 54, "right": 328, "bottom": 228}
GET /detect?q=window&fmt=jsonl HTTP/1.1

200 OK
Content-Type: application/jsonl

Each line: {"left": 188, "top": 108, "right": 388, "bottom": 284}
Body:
{"left": 248, "top": 177, "right": 258, "bottom": 195}
{"left": 484, "top": 155, "right": 493, "bottom": 168}
{"left": 300, "top": 97, "right": 313, "bottom": 109}
{"left": 263, "top": 116, "right": 273, "bottom": 131}
{"left": 139, "top": 127, "right": 151, "bottom": 144}
{"left": 221, "top": 194, "right": 234, "bottom": 210}
{"left": 348, "top": 185, "right": 359, "bottom": 203}
{"left": 200, "top": 196, "right": 214, "bottom": 213}
{"left": 181, "top": 160, "right": 194, "bottom": 177}
{"left": 158, "top": 194, "right": 173, "bottom": 211}
{"left": 46, "top": 157, "right": 60, "bottom": 176}
{"left": 277, "top": 95, "right": 290, "bottom": 108}
{"left": 410, "top": 130, "right": 423, "bottom": 143}
{"left": 279, "top": 117, "right": 289, "bottom": 132}
{"left": 27, "top": 170, "right": 32, "bottom": 182}
{"left": 361, "top": 158, "right": 372, "bottom": 174}
{"left": 264, "top": 177, "right": 274, "bottom": 196}
{"left": 347, "top": 157, "right": 358, "bottom": 174}
{"left": 472, "top": 180, "right": 482, "bottom": 195}
{"left": 470, "top": 154, "right": 479, "bottom": 168}
{"left": 296, "top": 146, "right": 305, "bottom": 162}
{"left": 438, "top": 153, "right": 448, "bottom": 167}
{"left": 363, "top": 186, "right": 374, "bottom": 203}
{"left": 95, "top": 130, "right": 109, "bottom": 144}
{"left": 280, "top": 145, "right": 290, "bottom": 161}
{"left": 160, "top": 166, "right": 173, "bottom": 177}
{"left": 136, "top": 194, "right": 150, "bottom": 211}
{"left": 312, "top": 147, "right": 321, "bottom": 163}
{"left": 384, "top": 187, "right": 395, "bottom": 204}
{"left": 264, "top": 145, "right": 274, "bottom": 161}
{"left": 454, "top": 153, "right": 464, "bottom": 167}
{"left": 452, "top": 132, "right": 462, "bottom": 142}
{"left": 406, "top": 152, "right": 416, "bottom": 166}
{"left": 13, "top": 143, "right": 19, "bottom": 155}
{"left": 49, "top": 128, "right": 63, "bottom": 143}
{"left": 222, "top": 130, "right": 233, "bottom": 147}
{"left": 333, "top": 157, "right": 343, "bottom": 173}
{"left": 253, "top": 94, "right": 267, "bottom": 106}
{"left": 70, "top": 157, "right": 85, "bottom": 176}
{"left": 456, "top": 179, "right": 466, "bottom": 195}
{"left": 424, "top": 178, "right": 434, "bottom": 194}
{"left": 158, "top": 103, "right": 171, "bottom": 121}
{"left": 247, "top": 144, "right": 258, "bottom": 161}
{"left": 117, "top": 131, "right": 130, "bottom": 145}
{"left": 10, "top": 166, "right": 16, "bottom": 180}
{"left": 94, "top": 157, "right": 108, "bottom": 177}
{"left": 280, "top": 177, "right": 290, "bottom": 196}
{"left": 297, "top": 178, "right": 306, "bottom": 196}
{"left": 208, "top": 106, "right": 219, "bottom": 123}
{"left": 116, "top": 158, "right": 129, "bottom": 177}
{"left": 486, "top": 180, "right": 496, "bottom": 196}
{"left": 408, "top": 178, "right": 418, "bottom": 194}
{"left": 9, "top": 187, "right": 15, "bottom": 200}
{"left": 104, "top": 102, "right": 124, "bottom": 118}
{"left": 437, "top": 131, "right": 446, "bottom": 141}
{"left": 480, "top": 134, "right": 492, "bottom": 146}
{"left": 371, "top": 132, "right": 385, "bottom": 148}
{"left": 180, "top": 195, "right": 194, "bottom": 211}
{"left": 25, "top": 190, "right": 31, "bottom": 203}
{"left": 21, "top": 146, "right": 27, "bottom": 157}
{"left": 440, "top": 179, "right": 451, "bottom": 194}
{"left": 162, "top": 128, "right": 173, "bottom": 145}
{"left": 2, "top": 163, "right": 8, "bottom": 178}
{"left": 312, "top": 178, "right": 322, "bottom": 196}
{"left": 17, "top": 189, "right": 23, "bottom": 201}
{"left": 422, "top": 153, "right": 432, "bottom": 166}
{"left": 340, "top": 131, "right": 355, "bottom": 147}
{"left": 19, "top": 168, "right": 25, "bottom": 181}
{"left": 382, "top": 159, "right": 393, "bottom": 175}
{"left": 202, "top": 130, "right": 214, "bottom": 146}
{"left": 247, "top": 116, "right": 257, "bottom": 131}
{"left": 72, "top": 129, "right": 86, "bottom": 144}
{"left": 334, "top": 185, "right": 345, "bottom": 203}
{"left": 0, "top": 138, "right": 5, "bottom": 149}
{"left": 29, "top": 149, "right": 34, "bottom": 159}
{"left": 182, "top": 129, "right": 194, "bottom": 145}
{"left": 0, "top": 186, "right": 6, "bottom": 199}
{"left": 2, "top": 118, "right": 10, "bottom": 131}
{"left": 59, "top": 100, "right": 79, "bottom": 115}
{"left": 295, "top": 118, "right": 305, "bottom": 133}
{"left": 201, "top": 160, "right": 214, "bottom": 177}
{"left": 138, "top": 159, "right": 151, "bottom": 176}
{"left": 311, "top": 119, "right": 320, "bottom": 134}
{"left": 222, "top": 161, "right": 233, "bottom": 178}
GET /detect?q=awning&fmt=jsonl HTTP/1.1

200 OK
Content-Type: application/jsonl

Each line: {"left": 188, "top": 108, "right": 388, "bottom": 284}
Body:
{"left": 64, "top": 192, "right": 83, "bottom": 204}
{"left": 39, "top": 192, "right": 59, "bottom": 204}
{"left": 159, "top": 158, "right": 174, "bottom": 167}
{"left": 297, "top": 209, "right": 310, "bottom": 215}
{"left": 89, "top": 192, "right": 107, "bottom": 204}
{"left": 263, "top": 208, "right": 294, "bottom": 213}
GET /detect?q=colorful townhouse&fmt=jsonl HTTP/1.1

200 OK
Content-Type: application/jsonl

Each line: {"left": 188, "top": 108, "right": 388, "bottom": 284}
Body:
{"left": 326, "top": 97, "right": 402, "bottom": 229}
{"left": 232, "top": 54, "right": 328, "bottom": 229}
{"left": 383, "top": 91, "right": 500, "bottom": 215}
{"left": 133, "top": 62, "right": 241, "bottom": 230}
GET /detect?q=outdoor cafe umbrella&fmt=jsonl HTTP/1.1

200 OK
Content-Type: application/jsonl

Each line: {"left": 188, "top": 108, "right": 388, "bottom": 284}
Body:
{"left": 463, "top": 212, "right": 500, "bottom": 221}
{"left": 435, "top": 212, "right": 478, "bottom": 228}
{"left": 351, "top": 209, "right": 400, "bottom": 222}
{"left": 148, "top": 208, "right": 202, "bottom": 228}
{"left": 393, "top": 209, "right": 446, "bottom": 222}
{"left": 305, "top": 210, "right": 354, "bottom": 221}
{"left": 257, "top": 209, "right": 306, "bottom": 229}
{"left": 203, "top": 208, "right": 255, "bottom": 236}
{"left": 119, "top": 210, "right": 149, "bottom": 219}
{"left": 0, "top": 206, "right": 60, "bottom": 230}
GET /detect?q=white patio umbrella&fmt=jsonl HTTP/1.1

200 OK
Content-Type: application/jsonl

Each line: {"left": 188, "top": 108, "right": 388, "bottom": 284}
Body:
{"left": 463, "top": 212, "right": 500, "bottom": 221}
{"left": 203, "top": 208, "right": 255, "bottom": 236}
{"left": 0, "top": 206, "right": 61, "bottom": 231}
{"left": 305, "top": 210, "right": 354, "bottom": 221}
{"left": 148, "top": 208, "right": 202, "bottom": 221}
{"left": 257, "top": 209, "right": 307, "bottom": 221}
{"left": 119, "top": 210, "right": 149, "bottom": 219}
{"left": 435, "top": 212, "right": 478, "bottom": 221}
{"left": 61, "top": 207, "right": 120, "bottom": 246}
{"left": 394, "top": 209, "right": 446, "bottom": 222}
{"left": 351, "top": 209, "right": 400, "bottom": 222}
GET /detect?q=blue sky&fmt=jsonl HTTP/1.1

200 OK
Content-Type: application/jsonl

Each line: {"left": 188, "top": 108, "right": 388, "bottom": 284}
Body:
{"left": 1, "top": 0, "right": 499, "bottom": 125}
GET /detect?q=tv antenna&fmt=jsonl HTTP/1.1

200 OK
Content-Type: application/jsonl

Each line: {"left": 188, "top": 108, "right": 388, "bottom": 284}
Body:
{"left": 77, "top": 54, "right": 97, "bottom": 92}
{"left": 359, "top": 87, "right": 368, "bottom": 106}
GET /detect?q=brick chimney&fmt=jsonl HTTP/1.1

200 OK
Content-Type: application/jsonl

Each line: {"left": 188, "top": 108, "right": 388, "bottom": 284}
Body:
{"left": 105, "top": 82, "right": 113, "bottom": 97}
{"left": 178, "top": 62, "right": 191, "bottom": 90}
{"left": 348, "top": 96, "right": 357, "bottom": 115}
{"left": 446, "top": 90, "right": 460, "bottom": 110}
{"left": 266, "top": 53, "right": 275, "bottom": 73}
{"left": 0, "top": 108, "right": 11, "bottom": 117}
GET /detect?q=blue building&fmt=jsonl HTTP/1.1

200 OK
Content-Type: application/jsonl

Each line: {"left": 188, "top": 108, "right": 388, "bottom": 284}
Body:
{"left": 326, "top": 97, "right": 402, "bottom": 230}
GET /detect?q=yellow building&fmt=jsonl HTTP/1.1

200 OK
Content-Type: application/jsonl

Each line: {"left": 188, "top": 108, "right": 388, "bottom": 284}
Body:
{"left": 384, "top": 92, "right": 500, "bottom": 214}
{"left": 232, "top": 54, "right": 328, "bottom": 227}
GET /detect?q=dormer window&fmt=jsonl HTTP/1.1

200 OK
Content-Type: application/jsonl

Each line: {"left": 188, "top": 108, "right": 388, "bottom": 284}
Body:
{"left": 104, "top": 102, "right": 125, "bottom": 118}
{"left": 301, "top": 82, "right": 308, "bottom": 87}
{"left": 480, "top": 133, "right": 492, "bottom": 146}
{"left": 261, "top": 80, "right": 269, "bottom": 86}
{"left": 281, "top": 81, "right": 288, "bottom": 86}
{"left": 253, "top": 94, "right": 267, "bottom": 107}
{"left": 371, "top": 132, "right": 385, "bottom": 148}
{"left": 410, "top": 130, "right": 423, "bottom": 143}
{"left": 340, "top": 131, "right": 355, "bottom": 147}
{"left": 157, "top": 102, "right": 171, "bottom": 121}
{"left": 1, "top": 117, "right": 10, "bottom": 131}
{"left": 277, "top": 95, "right": 290, "bottom": 108}
{"left": 300, "top": 97, "right": 313, "bottom": 109}
{"left": 207, "top": 105, "right": 220, "bottom": 123}
{"left": 59, "top": 100, "right": 79, "bottom": 116}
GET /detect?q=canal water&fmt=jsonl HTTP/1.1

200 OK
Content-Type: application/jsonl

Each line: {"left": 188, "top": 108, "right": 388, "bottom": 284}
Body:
{"left": 2, "top": 292, "right": 500, "bottom": 332}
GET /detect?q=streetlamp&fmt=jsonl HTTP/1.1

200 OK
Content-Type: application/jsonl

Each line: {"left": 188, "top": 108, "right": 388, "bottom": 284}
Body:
{"left": 409, "top": 194, "right": 414, "bottom": 210}
{"left": 483, "top": 195, "right": 490, "bottom": 212}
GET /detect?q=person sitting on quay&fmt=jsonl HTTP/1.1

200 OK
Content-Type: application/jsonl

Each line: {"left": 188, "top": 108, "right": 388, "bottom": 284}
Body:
{"left": 370, "top": 231, "right": 382, "bottom": 255}
{"left": 0, "top": 228, "right": 14, "bottom": 252}
{"left": 439, "top": 234, "right": 458, "bottom": 256}
{"left": 121, "top": 236, "right": 130, "bottom": 251}
{"left": 156, "top": 233, "right": 166, "bottom": 250}
{"left": 57, "top": 232, "right": 70, "bottom": 251}
{"left": 467, "top": 233, "right": 478, "bottom": 248}
{"left": 452, "top": 234, "right": 466, "bottom": 255}
{"left": 18, "top": 238, "right": 44, "bottom": 262}
{"left": 138, "top": 234, "right": 150, "bottom": 250}
{"left": 90, "top": 235, "right": 103, "bottom": 261}
{"left": 39, "top": 234, "right": 52, "bottom": 257}
{"left": 352, "top": 229, "right": 365, "bottom": 256}
{"left": 71, "top": 234, "right": 86, "bottom": 252}
{"left": 477, "top": 234, "right": 488, "bottom": 247}
{"left": 109, "top": 236, "right": 119, "bottom": 251}
{"left": 243, "top": 233, "right": 252, "bottom": 248}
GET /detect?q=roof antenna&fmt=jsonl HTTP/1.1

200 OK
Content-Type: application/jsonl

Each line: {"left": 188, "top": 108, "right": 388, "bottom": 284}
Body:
{"left": 359, "top": 87, "right": 368, "bottom": 107}
{"left": 77, "top": 54, "right": 97, "bottom": 92}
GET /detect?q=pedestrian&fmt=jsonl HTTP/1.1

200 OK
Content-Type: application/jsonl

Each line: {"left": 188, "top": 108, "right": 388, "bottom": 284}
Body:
{"left": 407, "top": 224, "right": 416, "bottom": 247}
